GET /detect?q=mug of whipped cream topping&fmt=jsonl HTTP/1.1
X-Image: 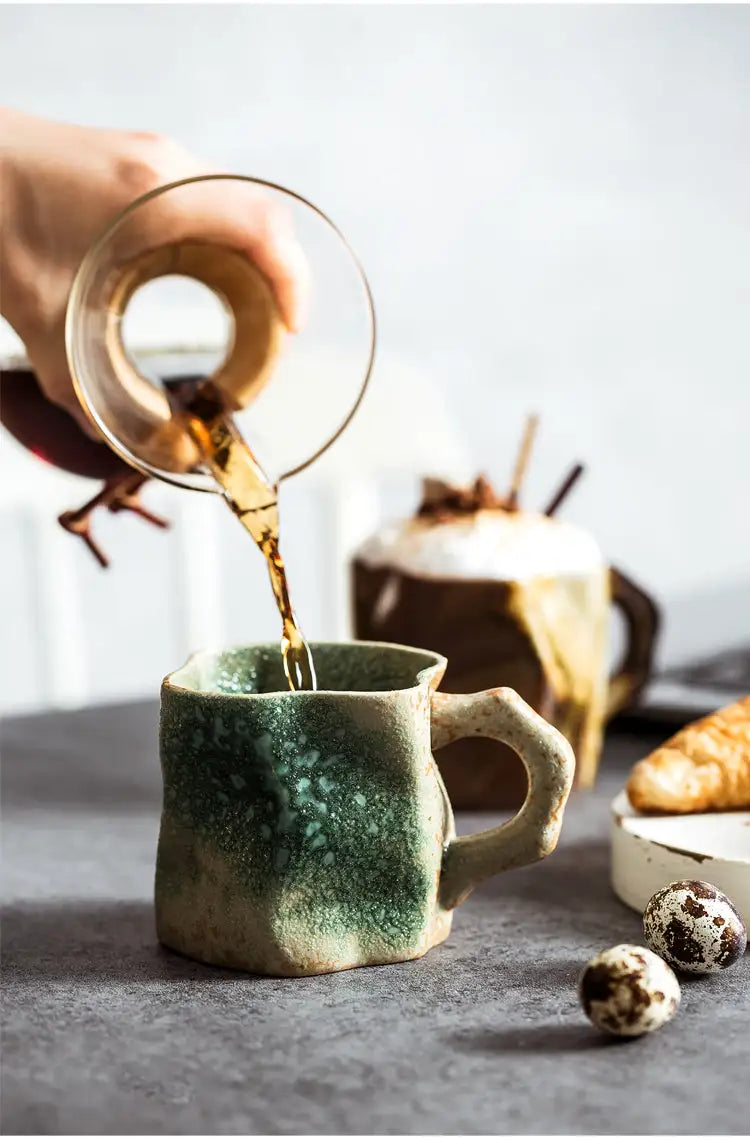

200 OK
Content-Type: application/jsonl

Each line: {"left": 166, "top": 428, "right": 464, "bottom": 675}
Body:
{"left": 352, "top": 479, "right": 658, "bottom": 809}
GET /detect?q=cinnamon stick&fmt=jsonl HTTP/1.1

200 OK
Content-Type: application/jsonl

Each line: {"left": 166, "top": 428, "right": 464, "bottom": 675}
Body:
{"left": 506, "top": 414, "right": 539, "bottom": 510}
{"left": 544, "top": 462, "right": 585, "bottom": 517}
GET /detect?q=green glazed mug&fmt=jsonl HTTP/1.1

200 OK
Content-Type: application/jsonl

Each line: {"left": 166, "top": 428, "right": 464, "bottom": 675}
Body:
{"left": 156, "top": 641, "right": 575, "bottom": 976}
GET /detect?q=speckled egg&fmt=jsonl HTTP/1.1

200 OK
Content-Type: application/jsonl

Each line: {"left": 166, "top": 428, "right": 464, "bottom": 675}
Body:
{"left": 579, "top": 944, "right": 681, "bottom": 1037}
{"left": 643, "top": 879, "right": 747, "bottom": 975}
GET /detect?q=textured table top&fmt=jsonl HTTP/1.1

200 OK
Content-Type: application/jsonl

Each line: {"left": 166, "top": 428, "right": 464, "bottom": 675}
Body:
{"left": 2, "top": 701, "right": 748, "bottom": 1136}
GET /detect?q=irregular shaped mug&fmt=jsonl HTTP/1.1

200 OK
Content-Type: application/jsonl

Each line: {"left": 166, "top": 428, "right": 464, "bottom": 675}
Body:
{"left": 156, "top": 641, "right": 575, "bottom": 976}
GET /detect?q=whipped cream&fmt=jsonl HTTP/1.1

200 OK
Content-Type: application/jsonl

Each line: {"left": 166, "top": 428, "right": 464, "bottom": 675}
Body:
{"left": 356, "top": 510, "right": 604, "bottom": 582}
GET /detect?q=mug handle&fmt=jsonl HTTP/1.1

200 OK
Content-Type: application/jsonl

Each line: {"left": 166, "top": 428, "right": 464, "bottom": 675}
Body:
{"left": 432, "top": 687, "right": 576, "bottom": 911}
{"left": 606, "top": 567, "right": 661, "bottom": 719}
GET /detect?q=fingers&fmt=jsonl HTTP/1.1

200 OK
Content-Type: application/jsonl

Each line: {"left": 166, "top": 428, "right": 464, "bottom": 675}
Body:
{"left": 181, "top": 177, "right": 312, "bottom": 333}
{"left": 27, "top": 336, "right": 103, "bottom": 441}
{"left": 238, "top": 197, "right": 311, "bottom": 334}
{"left": 14, "top": 129, "right": 311, "bottom": 447}
{"left": 128, "top": 175, "right": 312, "bottom": 334}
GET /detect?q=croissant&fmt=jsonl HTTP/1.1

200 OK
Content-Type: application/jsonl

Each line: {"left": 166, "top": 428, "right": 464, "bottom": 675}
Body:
{"left": 627, "top": 695, "right": 750, "bottom": 814}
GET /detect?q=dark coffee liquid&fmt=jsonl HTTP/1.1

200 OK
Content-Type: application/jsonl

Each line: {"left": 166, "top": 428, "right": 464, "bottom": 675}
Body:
{"left": 166, "top": 379, "right": 317, "bottom": 693}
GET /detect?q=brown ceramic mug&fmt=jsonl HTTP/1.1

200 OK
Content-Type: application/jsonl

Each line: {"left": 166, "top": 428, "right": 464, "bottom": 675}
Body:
{"left": 352, "top": 514, "right": 659, "bottom": 809}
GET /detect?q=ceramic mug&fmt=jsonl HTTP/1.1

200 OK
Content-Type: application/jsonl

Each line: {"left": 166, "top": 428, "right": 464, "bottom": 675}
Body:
{"left": 156, "top": 641, "right": 575, "bottom": 976}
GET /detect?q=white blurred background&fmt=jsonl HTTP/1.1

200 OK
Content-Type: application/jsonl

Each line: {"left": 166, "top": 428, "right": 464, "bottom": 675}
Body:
{"left": 1, "top": 3, "right": 749, "bottom": 715}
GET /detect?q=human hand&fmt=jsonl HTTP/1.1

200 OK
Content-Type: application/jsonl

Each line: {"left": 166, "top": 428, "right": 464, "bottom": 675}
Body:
{"left": 0, "top": 108, "right": 309, "bottom": 434}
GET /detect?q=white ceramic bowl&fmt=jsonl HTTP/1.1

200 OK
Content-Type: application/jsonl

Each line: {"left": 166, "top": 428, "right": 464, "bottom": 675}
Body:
{"left": 611, "top": 789, "right": 750, "bottom": 925}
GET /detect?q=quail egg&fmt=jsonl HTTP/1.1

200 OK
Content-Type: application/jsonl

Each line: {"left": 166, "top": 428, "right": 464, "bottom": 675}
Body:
{"left": 579, "top": 943, "right": 681, "bottom": 1037}
{"left": 643, "top": 879, "right": 747, "bottom": 974}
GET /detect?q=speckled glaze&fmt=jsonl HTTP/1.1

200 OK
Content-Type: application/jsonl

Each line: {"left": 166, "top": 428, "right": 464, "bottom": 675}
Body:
{"left": 156, "top": 641, "right": 575, "bottom": 976}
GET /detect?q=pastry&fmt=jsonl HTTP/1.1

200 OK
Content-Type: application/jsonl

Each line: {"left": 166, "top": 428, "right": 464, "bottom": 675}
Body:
{"left": 627, "top": 696, "right": 750, "bottom": 814}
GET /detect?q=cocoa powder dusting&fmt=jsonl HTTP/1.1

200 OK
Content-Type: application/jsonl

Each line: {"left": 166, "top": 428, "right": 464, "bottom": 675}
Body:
{"left": 417, "top": 475, "right": 511, "bottom": 523}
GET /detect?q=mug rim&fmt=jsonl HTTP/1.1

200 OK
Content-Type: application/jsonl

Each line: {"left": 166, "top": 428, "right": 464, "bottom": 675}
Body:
{"left": 162, "top": 639, "right": 447, "bottom": 701}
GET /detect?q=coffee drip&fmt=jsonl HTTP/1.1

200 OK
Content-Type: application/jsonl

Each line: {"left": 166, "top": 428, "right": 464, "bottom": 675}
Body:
{"left": 169, "top": 378, "right": 316, "bottom": 692}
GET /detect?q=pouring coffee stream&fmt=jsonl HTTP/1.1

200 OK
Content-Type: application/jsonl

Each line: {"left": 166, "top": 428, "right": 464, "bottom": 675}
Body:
{"left": 170, "top": 378, "right": 316, "bottom": 691}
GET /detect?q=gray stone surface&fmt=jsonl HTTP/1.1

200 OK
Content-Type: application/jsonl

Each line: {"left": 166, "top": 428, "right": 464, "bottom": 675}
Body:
{"left": 2, "top": 701, "right": 748, "bottom": 1135}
